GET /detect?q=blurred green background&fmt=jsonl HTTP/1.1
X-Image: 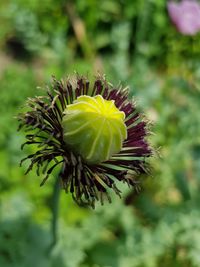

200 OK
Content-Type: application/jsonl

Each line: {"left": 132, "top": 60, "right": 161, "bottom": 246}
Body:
{"left": 0, "top": 0, "right": 200, "bottom": 266}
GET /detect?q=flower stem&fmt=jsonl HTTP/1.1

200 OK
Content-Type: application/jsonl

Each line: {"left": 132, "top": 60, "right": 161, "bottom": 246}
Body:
{"left": 50, "top": 174, "right": 60, "bottom": 250}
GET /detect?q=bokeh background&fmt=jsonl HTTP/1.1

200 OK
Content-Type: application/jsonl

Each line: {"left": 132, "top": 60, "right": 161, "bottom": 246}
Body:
{"left": 0, "top": 0, "right": 200, "bottom": 267}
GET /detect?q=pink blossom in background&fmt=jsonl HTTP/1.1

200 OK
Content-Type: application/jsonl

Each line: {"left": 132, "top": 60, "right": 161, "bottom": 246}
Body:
{"left": 167, "top": 0, "right": 200, "bottom": 35}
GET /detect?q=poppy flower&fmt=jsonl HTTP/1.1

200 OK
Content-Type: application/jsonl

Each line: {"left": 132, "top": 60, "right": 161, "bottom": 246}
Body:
{"left": 18, "top": 75, "right": 152, "bottom": 208}
{"left": 167, "top": 0, "right": 200, "bottom": 35}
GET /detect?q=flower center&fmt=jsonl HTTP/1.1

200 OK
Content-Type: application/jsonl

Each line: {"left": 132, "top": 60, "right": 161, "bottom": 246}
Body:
{"left": 62, "top": 95, "right": 127, "bottom": 164}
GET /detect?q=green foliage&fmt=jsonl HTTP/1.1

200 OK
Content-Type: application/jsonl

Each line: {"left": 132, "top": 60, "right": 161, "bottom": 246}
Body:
{"left": 0, "top": 0, "right": 200, "bottom": 266}
{"left": 0, "top": 65, "right": 36, "bottom": 144}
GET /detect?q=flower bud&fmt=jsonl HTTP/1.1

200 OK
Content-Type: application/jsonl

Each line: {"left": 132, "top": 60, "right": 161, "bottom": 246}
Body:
{"left": 62, "top": 95, "right": 127, "bottom": 164}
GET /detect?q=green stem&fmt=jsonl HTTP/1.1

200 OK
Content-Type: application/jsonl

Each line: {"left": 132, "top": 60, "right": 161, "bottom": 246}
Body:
{"left": 49, "top": 175, "right": 60, "bottom": 250}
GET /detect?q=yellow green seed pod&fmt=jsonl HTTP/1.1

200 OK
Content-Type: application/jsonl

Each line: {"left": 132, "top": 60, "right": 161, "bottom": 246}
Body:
{"left": 62, "top": 95, "right": 127, "bottom": 164}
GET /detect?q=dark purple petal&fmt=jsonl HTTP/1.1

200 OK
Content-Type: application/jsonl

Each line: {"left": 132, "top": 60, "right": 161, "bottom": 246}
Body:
{"left": 121, "top": 102, "right": 135, "bottom": 116}
{"left": 91, "top": 79, "right": 104, "bottom": 96}
{"left": 125, "top": 113, "right": 140, "bottom": 127}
